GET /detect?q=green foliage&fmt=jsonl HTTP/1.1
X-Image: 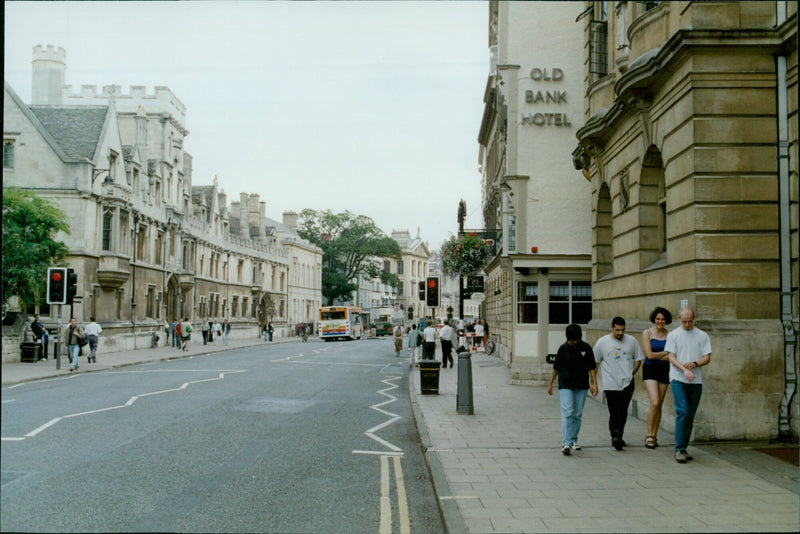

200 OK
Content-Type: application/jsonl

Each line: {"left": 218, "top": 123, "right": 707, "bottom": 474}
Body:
{"left": 440, "top": 232, "right": 491, "bottom": 276}
{"left": 2, "top": 188, "right": 70, "bottom": 310}
{"left": 296, "top": 209, "right": 402, "bottom": 304}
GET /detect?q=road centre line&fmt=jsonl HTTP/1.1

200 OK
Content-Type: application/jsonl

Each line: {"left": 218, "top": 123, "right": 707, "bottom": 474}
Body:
{"left": 2, "top": 369, "right": 245, "bottom": 441}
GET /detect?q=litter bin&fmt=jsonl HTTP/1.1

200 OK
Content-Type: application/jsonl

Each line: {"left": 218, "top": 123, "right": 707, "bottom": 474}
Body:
{"left": 419, "top": 360, "right": 441, "bottom": 395}
{"left": 20, "top": 342, "right": 42, "bottom": 362}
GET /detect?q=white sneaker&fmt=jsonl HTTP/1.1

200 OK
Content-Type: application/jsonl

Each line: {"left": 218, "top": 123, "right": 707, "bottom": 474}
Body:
{"left": 570, "top": 442, "right": 581, "bottom": 451}
{"left": 561, "top": 445, "right": 571, "bottom": 455}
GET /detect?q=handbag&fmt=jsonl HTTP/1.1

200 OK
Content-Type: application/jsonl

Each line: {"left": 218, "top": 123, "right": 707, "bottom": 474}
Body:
{"left": 77, "top": 336, "right": 87, "bottom": 348}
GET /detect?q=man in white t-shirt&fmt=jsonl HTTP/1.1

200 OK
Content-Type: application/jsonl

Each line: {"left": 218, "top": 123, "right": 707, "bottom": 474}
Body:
{"left": 665, "top": 306, "right": 712, "bottom": 463}
{"left": 473, "top": 320, "right": 485, "bottom": 348}
{"left": 422, "top": 323, "right": 437, "bottom": 360}
{"left": 84, "top": 317, "right": 103, "bottom": 363}
{"left": 439, "top": 321, "right": 455, "bottom": 368}
{"left": 594, "top": 317, "right": 644, "bottom": 450}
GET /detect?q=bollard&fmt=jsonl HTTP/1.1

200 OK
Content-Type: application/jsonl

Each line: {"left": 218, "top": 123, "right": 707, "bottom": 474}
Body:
{"left": 456, "top": 349, "right": 474, "bottom": 414}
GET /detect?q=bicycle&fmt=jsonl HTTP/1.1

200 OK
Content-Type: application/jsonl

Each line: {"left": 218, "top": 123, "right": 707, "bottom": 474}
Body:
{"left": 486, "top": 335, "right": 497, "bottom": 356}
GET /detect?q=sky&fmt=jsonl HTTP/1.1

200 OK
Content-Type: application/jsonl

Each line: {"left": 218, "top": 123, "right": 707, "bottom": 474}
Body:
{"left": 4, "top": 0, "right": 489, "bottom": 251}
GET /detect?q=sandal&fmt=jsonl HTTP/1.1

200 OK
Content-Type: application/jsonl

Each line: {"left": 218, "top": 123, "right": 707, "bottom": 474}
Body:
{"left": 645, "top": 436, "right": 657, "bottom": 449}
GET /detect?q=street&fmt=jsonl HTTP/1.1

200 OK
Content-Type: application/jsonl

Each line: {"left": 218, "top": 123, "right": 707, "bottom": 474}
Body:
{"left": 1, "top": 338, "right": 443, "bottom": 533}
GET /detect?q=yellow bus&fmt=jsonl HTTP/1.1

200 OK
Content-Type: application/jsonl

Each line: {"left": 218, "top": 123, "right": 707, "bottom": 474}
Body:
{"left": 318, "top": 306, "right": 364, "bottom": 341}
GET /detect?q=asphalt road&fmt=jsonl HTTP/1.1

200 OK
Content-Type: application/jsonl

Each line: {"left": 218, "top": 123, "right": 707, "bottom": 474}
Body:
{"left": 1, "top": 337, "right": 443, "bottom": 533}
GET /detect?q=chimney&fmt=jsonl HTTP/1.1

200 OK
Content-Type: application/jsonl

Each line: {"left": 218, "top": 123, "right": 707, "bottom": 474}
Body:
{"left": 282, "top": 211, "right": 298, "bottom": 231}
{"left": 32, "top": 45, "right": 66, "bottom": 105}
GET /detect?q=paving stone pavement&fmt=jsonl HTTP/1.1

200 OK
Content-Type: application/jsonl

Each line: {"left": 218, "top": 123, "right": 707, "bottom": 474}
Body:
{"left": 409, "top": 352, "right": 799, "bottom": 534}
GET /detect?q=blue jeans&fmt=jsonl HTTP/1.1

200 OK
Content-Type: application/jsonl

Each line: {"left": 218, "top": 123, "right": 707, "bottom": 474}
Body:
{"left": 671, "top": 381, "right": 702, "bottom": 451}
{"left": 67, "top": 344, "right": 80, "bottom": 369}
{"left": 559, "top": 388, "right": 588, "bottom": 447}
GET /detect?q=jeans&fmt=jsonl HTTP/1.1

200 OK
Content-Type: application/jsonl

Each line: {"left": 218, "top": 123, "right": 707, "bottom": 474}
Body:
{"left": 605, "top": 381, "right": 635, "bottom": 441}
{"left": 87, "top": 335, "right": 99, "bottom": 360}
{"left": 441, "top": 339, "right": 453, "bottom": 367}
{"left": 68, "top": 344, "right": 80, "bottom": 368}
{"left": 559, "top": 388, "right": 588, "bottom": 447}
{"left": 223, "top": 332, "right": 229, "bottom": 345}
{"left": 671, "top": 380, "right": 703, "bottom": 451}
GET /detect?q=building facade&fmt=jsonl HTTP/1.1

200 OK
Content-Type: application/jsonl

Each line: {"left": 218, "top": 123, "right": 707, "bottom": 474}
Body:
{"left": 571, "top": 1, "right": 798, "bottom": 439}
{"left": 2, "top": 46, "right": 321, "bottom": 359}
{"left": 479, "top": 2, "right": 592, "bottom": 377}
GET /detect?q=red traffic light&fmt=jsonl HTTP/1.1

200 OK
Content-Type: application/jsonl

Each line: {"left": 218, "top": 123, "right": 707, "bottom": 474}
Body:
{"left": 50, "top": 272, "right": 62, "bottom": 282}
{"left": 427, "top": 279, "right": 437, "bottom": 288}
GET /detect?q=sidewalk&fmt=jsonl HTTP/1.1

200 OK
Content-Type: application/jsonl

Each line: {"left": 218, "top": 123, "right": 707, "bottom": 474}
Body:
{"left": 409, "top": 352, "right": 799, "bottom": 534}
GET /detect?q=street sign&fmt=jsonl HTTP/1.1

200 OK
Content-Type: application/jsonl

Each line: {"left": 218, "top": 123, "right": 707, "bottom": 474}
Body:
{"left": 469, "top": 292, "right": 485, "bottom": 302}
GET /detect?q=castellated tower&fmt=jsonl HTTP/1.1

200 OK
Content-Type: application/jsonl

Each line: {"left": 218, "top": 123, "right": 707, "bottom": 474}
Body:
{"left": 32, "top": 44, "right": 66, "bottom": 105}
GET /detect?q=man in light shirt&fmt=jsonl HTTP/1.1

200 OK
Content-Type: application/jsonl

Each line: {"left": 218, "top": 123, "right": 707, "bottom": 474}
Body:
{"left": 439, "top": 320, "right": 455, "bottom": 368}
{"left": 422, "top": 322, "right": 437, "bottom": 360}
{"left": 84, "top": 317, "right": 103, "bottom": 364}
{"left": 666, "top": 306, "right": 712, "bottom": 464}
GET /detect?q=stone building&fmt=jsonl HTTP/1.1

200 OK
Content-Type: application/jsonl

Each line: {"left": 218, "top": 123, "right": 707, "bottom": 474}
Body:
{"left": 478, "top": 2, "right": 591, "bottom": 375}
{"left": 2, "top": 45, "right": 321, "bottom": 360}
{"left": 571, "top": 2, "right": 798, "bottom": 440}
{"left": 391, "top": 229, "right": 432, "bottom": 323}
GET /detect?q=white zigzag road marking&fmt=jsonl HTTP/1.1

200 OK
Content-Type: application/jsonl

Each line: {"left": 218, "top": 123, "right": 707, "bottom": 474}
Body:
{"left": 1, "top": 370, "right": 246, "bottom": 442}
{"left": 354, "top": 375, "right": 404, "bottom": 454}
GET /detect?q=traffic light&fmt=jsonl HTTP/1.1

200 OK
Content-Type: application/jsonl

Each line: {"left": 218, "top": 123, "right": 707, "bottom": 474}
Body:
{"left": 66, "top": 269, "right": 78, "bottom": 304}
{"left": 425, "top": 276, "right": 440, "bottom": 308}
{"left": 46, "top": 267, "right": 67, "bottom": 305}
{"left": 418, "top": 281, "right": 425, "bottom": 301}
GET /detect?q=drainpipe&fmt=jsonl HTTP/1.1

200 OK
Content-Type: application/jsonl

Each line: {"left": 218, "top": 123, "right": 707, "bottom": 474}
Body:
{"left": 776, "top": 1, "right": 797, "bottom": 441}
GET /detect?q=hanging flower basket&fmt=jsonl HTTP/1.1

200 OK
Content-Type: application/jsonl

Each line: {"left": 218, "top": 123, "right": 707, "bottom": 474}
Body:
{"left": 440, "top": 233, "right": 491, "bottom": 276}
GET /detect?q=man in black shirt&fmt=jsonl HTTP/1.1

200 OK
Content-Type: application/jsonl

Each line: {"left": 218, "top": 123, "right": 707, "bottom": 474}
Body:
{"left": 547, "top": 324, "right": 598, "bottom": 455}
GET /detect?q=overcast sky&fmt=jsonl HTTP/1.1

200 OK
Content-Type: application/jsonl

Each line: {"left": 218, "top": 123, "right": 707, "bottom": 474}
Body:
{"left": 4, "top": 0, "right": 488, "bottom": 250}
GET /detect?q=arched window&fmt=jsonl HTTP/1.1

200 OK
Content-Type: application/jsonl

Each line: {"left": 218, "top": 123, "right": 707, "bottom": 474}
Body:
{"left": 595, "top": 183, "right": 613, "bottom": 279}
{"left": 102, "top": 210, "right": 113, "bottom": 251}
{"left": 639, "top": 146, "right": 666, "bottom": 267}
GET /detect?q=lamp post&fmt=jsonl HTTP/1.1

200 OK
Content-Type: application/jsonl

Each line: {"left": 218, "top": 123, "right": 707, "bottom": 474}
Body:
{"left": 457, "top": 199, "right": 466, "bottom": 321}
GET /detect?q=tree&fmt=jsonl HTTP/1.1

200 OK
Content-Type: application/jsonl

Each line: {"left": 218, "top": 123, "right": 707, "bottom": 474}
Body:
{"left": 296, "top": 209, "right": 402, "bottom": 305}
{"left": 2, "top": 188, "right": 70, "bottom": 312}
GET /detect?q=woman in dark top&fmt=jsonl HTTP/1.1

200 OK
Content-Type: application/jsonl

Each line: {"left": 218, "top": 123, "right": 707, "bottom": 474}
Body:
{"left": 642, "top": 307, "right": 673, "bottom": 449}
{"left": 547, "top": 324, "right": 598, "bottom": 455}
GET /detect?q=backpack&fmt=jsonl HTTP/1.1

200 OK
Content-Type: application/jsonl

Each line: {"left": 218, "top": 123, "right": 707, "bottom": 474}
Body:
{"left": 176, "top": 323, "right": 182, "bottom": 336}
{"left": 416, "top": 333, "right": 423, "bottom": 347}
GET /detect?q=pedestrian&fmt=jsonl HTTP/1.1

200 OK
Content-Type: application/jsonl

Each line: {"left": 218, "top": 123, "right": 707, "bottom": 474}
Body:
{"left": 422, "top": 322, "right": 437, "bottom": 360}
{"left": 181, "top": 317, "right": 193, "bottom": 351}
{"left": 439, "top": 320, "right": 455, "bottom": 368}
{"left": 267, "top": 322, "right": 274, "bottom": 342}
{"left": 593, "top": 316, "right": 644, "bottom": 450}
{"left": 474, "top": 319, "right": 485, "bottom": 349}
{"left": 201, "top": 318, "right": 210, "bottom": 345}
{"left": 666, "top": 306, "right": 712, "bottom": 463}
{"left": 407, "top": 324, "right": 421, "bottom": 368}
{"left": 31, "top": 313, "right": 49, "bottom": 360}
{"left": 171, "top": 318, "right": 179, "bottom": 347}
{"left": 393, "top": 323, "right": 404, "bottom": 356}
{"left": 642, "top": 307, "right": 673, "bottom": 449}
{"left": 84, "top": 316, "right": 103, "bottom": 363}
{"left": 212, "top": 319, "right": 222, "bottom": 345}
{"left": 483, "top": 319, "right": 490, "bottom": 350}
{"left": 223, "top": 319, "right": 230, "bottom": 345}
{"left": 61, "top": 317, "right": 86, "bottom": 372}
{"left": 547, "top": 324, "right": 598, "bottom": 455}
{"left": 164, "top": 319, "right": 170, "bottom": 347}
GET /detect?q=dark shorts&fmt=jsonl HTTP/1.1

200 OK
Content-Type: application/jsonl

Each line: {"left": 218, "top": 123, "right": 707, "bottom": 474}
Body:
{"left": 643, "top": 361, "right": 670, "bottom": 384}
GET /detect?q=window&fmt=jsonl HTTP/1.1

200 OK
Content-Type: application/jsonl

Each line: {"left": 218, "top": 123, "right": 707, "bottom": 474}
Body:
{"left": 549, "top": 281, "right": 592, "bottom": 325}
{"left": 590, "top": 20, "right": 608, "bottom": 77}
{"left": 231, "top": 296, "right": 239, "bottom": 318}
{"left": 3, "top": 140, "right": 14, "bottom": 169}
{"left": 396, "top": 261, "right": 403, "bottom": 275}
{"left": 658, "top": 176, "right": 667, "bottom": 253}
{"left": 383, "top": 260, "right": 390, "bottom": 273}
{"left": 102, "top": 210, "right": 113, "bottom": 251}
{"left": 517, "top": 281, "right": 539, "bottom": 324}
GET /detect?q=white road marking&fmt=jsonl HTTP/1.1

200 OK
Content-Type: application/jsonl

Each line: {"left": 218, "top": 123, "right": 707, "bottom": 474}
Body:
{"left": 1, "top": 369, "right": 245, "bottom": 441}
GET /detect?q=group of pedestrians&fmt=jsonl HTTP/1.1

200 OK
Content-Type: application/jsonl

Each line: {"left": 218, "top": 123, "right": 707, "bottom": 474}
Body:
{"left": 397, "top": 319, "right": 463, "bottom": 369}
{"left": 197, "top": 317, "right": 231, "bottom": 346}
{"left": 548, "top": 306, "right": 712, "bottom": 463}
{"left": 31, "top": 316, "right": 103, "bottom": 371}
